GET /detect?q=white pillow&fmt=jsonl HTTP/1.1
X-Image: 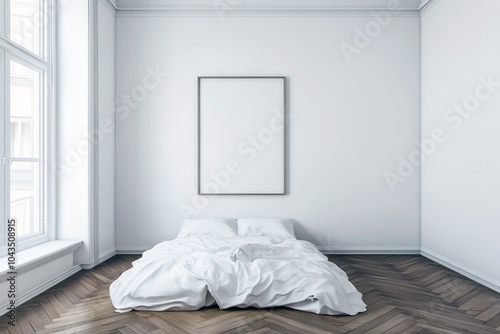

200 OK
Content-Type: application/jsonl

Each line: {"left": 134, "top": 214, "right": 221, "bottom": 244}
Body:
{"left": 237, "top": 218, "right": 296, "bottom": 239}
{"left": 177, "top": 218, "right": 237, "bottom": 238}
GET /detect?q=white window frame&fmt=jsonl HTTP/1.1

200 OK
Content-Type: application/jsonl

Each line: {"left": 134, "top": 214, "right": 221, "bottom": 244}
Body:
{"left": 0, "top": 0, "right": 55, "bottom": 255}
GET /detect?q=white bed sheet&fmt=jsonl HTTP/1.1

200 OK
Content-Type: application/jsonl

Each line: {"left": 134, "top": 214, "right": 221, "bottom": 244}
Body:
{"left": 110, "top": 235, "right": 367, "bottom": 315}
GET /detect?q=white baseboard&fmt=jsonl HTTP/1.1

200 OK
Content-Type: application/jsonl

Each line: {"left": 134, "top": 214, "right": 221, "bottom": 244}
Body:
{"left": 0, "top": 265, "right": 81, "bottom": 317}
{"left": 81, "top": 247, "right": 117, "bottom": 269}
{"left": 420, "top": 248, "right": 500, "bottom": 293}
{"left": 116, "top": 246, "right": 150, "bottom": 254}
{"left": 98, "top": 247, "right": 117, "bottom": 263}
{"left": 319, "top": 245, "right": 421, "bottom": 254}
{"left": 118, "top": 245, "right": 422, "bottom": 255}
{"left": 81, "top": 247, "right": 116, "bottom": 270}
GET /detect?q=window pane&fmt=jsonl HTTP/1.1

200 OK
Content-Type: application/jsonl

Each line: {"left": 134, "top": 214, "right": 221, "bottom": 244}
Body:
{"left": 0, "top": 4, "right": 5, "bottom": 38}
{"left": 10, "top": 60, "right": 40, "bottom": 158}
{"left": 10, "top": 0, "right": 41, "bottom": 55}
{"left": 10, "top": 161, "right": 41, "bottom": 237}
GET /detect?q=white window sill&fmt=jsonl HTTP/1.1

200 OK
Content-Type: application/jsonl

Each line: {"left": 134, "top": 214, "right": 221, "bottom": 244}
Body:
{"left": 0, "top": 240, "right": 82, "bottom": 280}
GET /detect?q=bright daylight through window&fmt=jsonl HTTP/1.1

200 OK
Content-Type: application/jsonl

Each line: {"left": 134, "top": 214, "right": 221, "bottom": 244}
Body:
{"left": 1, "top": 0, "right": 53, "bottom": 255}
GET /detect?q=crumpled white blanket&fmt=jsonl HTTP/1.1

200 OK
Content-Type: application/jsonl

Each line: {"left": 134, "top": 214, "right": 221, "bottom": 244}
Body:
{"left": 109, "top": 235, "right": 367, "bottom": 315}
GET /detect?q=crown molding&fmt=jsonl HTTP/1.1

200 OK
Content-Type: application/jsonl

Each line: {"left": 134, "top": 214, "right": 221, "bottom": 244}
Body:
{"left": 116, "top": 10, "right": 420, "bottom": 17}
{"left": 109, "top": 0, "right": 118, "bottom": 9}
{"left": 113, "top": 0, "right": 423, "bottom": 13}
{"left": 419, "top": 0, "right": 440, "bottom": 15}
{"left": 419, "top": 0, "right": 431, "bottom": 9}
{"left": 99, "top": 0, "right": 118, "bottom": 15}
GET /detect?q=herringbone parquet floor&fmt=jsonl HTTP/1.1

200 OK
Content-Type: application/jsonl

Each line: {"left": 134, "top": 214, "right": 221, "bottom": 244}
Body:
{"left": 1, "top": 254, "right": 499, "bottom": 333}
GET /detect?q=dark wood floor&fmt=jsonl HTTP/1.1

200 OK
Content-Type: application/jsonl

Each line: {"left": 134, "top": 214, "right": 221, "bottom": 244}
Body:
{"left": 1, "top": 254, "right": 500, "bottom": 334}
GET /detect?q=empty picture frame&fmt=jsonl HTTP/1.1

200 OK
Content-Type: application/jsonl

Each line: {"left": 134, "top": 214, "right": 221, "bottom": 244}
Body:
{"left": 198, "top": 76, "right": 286, "bottom": 195}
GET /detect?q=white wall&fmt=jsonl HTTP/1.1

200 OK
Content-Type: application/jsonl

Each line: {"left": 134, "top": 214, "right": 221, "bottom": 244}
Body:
{"left": 97, "top": 0, "right": 116, "bottom": 262}
{"left": 115, "top": 14, "right": 421, "bottom": 252}
{"left": 57, "top": 0, "right": 116, "bottom": 266}
{"left": 57, "top": 0, "right": 91, "bottom": 264}
{"left": 421, "top": 0, "right": 500, "bottom": 291}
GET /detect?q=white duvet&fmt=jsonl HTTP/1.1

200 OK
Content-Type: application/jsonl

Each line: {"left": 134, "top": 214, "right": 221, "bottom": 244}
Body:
{"left": 110, "top": 236, "right": 366, "bottom": 315}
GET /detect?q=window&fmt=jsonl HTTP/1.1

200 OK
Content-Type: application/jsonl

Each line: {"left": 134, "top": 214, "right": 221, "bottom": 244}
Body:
{"left": 10, "top": 0, "right": 41, "bottom": 56}
{"left": 1, "top": 0, "right": 54, "bottom": 254}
